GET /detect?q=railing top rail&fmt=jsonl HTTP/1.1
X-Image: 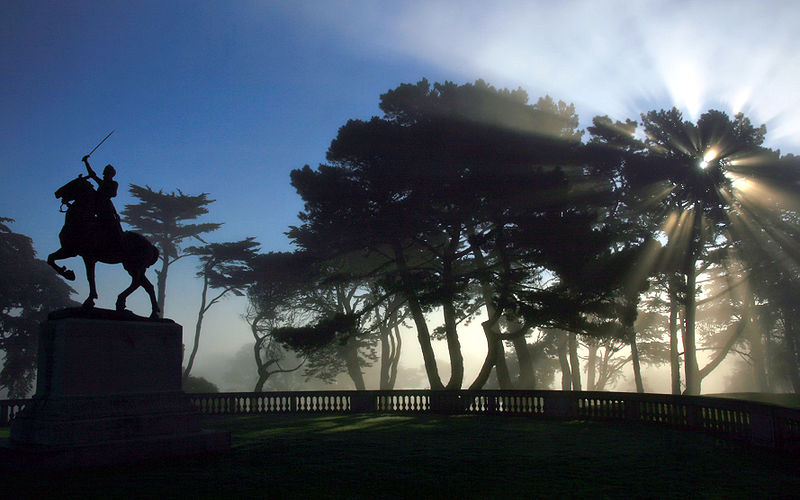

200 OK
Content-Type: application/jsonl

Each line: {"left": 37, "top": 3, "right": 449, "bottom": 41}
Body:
{"left": 181, "top": 389, "right": 800, "bottom": 413}
{"left": 5, "top": 390, "right": 798, "bottom": 417}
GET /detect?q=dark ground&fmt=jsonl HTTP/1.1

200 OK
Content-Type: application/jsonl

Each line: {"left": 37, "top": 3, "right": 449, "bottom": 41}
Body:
{"left": 1, "top": 414, "right": 798, "bottom": 498}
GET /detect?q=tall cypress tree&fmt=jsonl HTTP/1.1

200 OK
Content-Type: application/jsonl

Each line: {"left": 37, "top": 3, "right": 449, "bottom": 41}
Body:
{"left": 121, "top": 185, "right": 221, "bottom": 316}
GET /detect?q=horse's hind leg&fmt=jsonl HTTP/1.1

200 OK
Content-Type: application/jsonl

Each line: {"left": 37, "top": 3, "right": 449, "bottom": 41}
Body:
{"left": 116, "top": 268, "right": 143, "bottom": 313}
{"left": 141, "top": 274, "right": 160, "bottom": 318}
{"left": 47, "top": 247, "right": 76, "bottom": 281}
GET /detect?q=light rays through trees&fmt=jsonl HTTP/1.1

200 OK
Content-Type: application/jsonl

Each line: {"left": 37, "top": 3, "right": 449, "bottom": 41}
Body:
{"left": 609, "top": 108, "right": 800, "bottom": 393}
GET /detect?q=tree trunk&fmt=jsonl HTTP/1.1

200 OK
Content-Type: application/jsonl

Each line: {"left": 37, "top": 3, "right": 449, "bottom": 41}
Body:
{"left": 495, "top": 342, "right": 512, "bottom": 389}
{"left": 379, "top": 324, "right": 392, "bottom": 390}
{"left": 469, "top": 242, "right": 499, "bottom": 390}
{"left": 783, "top": 311, "right": 800, "bottom": 394}
{"left": 749, "top": 327, "right": 769, "bottom": 392}
{"left": 471, "top": 318, "right": 500, "bottom": 390}
{"left": 743, "top": 293, "right": 768, "bottom": 392}
{"left": 595, "top": 351, "right": 610, "bottom": 391}
{"left": 558, "top": 332, "right": 571, "bottom": 390}
{"left": 155, "top": 252, "right": 170, "bottom": 315}
{"left": 388, "top": 324, "right": 401, "bottom": 389}
{"left": 469, "top": 241, "right": 513, "bottom": 389}
{"left": 342, "top": 339, "right": 366, "bottom": 391}
{"left": 441, "top": 229, "right": 464, "bottom": 391}
{"left": 512, "top": 335, "right": 535, "bottom": 389}
{"left": 569, "top": 332, "right": 581, "bottom": 391}
{"left": 409, "top": 299, "right": 444, "bottom": 390}
{"left": 443, "top": 301, "right": 464, "bottom": 390}
{"left": 629, "top": 331, "right": 645, "bottom": 393}
{"left": 183, "top": 271, "right": 209, "bottom": 379}
{"left": 682, "top": 207, "right": 703, "bottom": 395}
{"left": 682, "top": 264, "right": 701, "bottom": 395}
{"left": 253, "top": 351, "right": 269, "bottom": 392}
{"left": 393, "top": 242, "right": 444, "bottom": 390}
{"left": 586, "top": 339, "right": 598, "bottom": 391}
{"left": 254, "top": 375, "right": 267, "bottom": 392}
{"left": 379, "top": 322, "right": 402, "bottom": 390}
{"left": 668, "top": 279, "right": 682, "bottom": 395}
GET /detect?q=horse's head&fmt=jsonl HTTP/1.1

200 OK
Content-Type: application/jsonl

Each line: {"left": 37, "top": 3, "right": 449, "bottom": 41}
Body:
{"left": 55, "top": 175, "right": 94, "bottom": 205}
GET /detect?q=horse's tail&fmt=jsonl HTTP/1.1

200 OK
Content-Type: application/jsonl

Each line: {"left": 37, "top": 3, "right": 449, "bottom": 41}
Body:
{"left": 148, "top": 244, "right": 159, "bottom": 268}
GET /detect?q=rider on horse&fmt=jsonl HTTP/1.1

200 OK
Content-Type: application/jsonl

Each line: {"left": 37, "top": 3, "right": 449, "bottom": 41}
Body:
{"left": 82, "top": 155, "right": 123, "bottom": 251}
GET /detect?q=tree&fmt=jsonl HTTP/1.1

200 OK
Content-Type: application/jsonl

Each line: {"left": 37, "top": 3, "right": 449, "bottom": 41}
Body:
{"left": 182, "top": 238, "right": 259, "bottom": 379}
{"left": 182, "top": 374, "right": 220, "bottom": 393}
{"left": 0, "top": 218, "right": 76, "bottom": 397}
{"left": 292, "top": 79, "right": 592, "bottom": 390}
{"left": 245, "top": 252, "right": 313, "bottom": 392}
{"left": 725, "top": 154, "right": 800, "bottom": 392}
{"left": 366, "top": 290, "right": 407, "bottom": 389}
{"left": 121, "top": 185, "right": 221, "bottom": 316}
{"left": 623, "top": 108, "right": 777, "bottom": 394}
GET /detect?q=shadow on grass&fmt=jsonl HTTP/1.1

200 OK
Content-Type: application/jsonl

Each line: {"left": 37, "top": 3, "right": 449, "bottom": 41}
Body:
{"left": 2, "top": 414, "right": 799, "bottom": 498}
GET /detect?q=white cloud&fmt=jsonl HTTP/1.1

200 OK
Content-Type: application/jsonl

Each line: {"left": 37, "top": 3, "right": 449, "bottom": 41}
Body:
{"left": 292, "top": 0, "right": 800, "bottom": 150}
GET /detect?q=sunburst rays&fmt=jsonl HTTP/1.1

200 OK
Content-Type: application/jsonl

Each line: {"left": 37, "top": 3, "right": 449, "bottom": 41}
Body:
{"left": 627, "top": 144, "right": 799, "bottom": 302}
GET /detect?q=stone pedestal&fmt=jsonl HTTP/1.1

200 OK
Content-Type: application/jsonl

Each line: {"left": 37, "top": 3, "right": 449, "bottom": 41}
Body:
{"left": 1, "top": 310, "right": 229, "bottom": 470}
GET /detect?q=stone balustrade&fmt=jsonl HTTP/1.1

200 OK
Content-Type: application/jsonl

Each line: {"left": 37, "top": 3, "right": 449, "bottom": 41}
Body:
{"left": 4, "top": 390, "right": 799, "bottom": 453}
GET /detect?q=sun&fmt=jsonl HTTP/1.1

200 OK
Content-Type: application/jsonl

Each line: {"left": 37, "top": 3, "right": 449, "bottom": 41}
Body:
{"left": 698, "top": 149, "right": 717, "bottom": 169}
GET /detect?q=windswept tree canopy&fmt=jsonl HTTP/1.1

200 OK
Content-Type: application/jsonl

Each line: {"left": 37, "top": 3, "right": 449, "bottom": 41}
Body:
{"left": 0, "top": 218, "right": 76, "bottom": 397}
{"left": 285, "top": 79, "right": 641, "bottom": 390}
{"left": 121, "top": 185, "right": 222, "bottom": 315}
{"left": 267, "top": 79, "right": 800, "bottom": 393}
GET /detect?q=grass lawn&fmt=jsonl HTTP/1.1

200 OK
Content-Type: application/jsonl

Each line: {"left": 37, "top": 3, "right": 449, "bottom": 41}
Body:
{"left": 1, "top": 414, "right": 799, "bottom": 498}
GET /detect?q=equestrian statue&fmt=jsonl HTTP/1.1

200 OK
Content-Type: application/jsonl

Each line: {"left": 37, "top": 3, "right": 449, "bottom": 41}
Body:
{"left": 47, "top": 138, "right": 160, "bottom": 318}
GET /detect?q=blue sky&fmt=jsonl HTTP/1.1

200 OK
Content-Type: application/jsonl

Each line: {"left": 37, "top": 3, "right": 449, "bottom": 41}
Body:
{"left": 2, "top": 1, "right": 799, "bottom": 387}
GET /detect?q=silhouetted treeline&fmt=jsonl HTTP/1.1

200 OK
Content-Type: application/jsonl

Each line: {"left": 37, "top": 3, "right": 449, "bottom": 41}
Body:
{"left": 248, "top": 79, "right": 800, "bottom": 395}
{"left": 3, "top": 79, "right": 799, "bottom": 397}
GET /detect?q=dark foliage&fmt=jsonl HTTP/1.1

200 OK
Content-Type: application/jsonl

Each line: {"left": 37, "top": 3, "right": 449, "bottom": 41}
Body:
{"left": 0, "top": 218, "right": 76, "bottom": 397}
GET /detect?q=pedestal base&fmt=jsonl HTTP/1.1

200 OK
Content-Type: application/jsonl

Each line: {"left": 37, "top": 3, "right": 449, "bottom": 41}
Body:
{"left": 4, "top": 311, "right": 230, "bottom": 470}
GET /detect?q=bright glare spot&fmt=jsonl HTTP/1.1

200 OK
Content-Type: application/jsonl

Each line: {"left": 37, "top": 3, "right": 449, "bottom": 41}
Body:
{"left": 699, "top": 149, "right": 717, "bottom": 169}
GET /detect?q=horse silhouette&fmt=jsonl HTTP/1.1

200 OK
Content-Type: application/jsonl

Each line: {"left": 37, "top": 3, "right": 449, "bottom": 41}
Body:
{"left": 47, "top": 175, "right": 161, "bottom": 318}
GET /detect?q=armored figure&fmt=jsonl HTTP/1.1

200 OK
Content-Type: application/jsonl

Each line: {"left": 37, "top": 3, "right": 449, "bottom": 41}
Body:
{"left": 81, "top": 155, "right": 123, "bottom": 250}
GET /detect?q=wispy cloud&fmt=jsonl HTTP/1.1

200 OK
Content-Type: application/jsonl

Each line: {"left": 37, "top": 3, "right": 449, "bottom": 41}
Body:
{"left": 288, "top": 0, "right": 800, "bottom": 150}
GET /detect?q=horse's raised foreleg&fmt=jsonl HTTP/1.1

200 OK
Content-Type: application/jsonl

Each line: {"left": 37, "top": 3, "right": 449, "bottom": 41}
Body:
{"left": 47, "top": 248, "right": 76, "bottom": 281}
{"left": 83, "top": 257, "right": 98, "bottom": 309}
